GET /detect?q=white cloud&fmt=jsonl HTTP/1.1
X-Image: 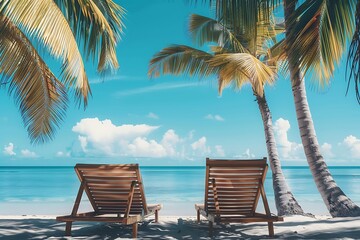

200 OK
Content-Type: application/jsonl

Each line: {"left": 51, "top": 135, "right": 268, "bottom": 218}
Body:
{"left": 78, "top": 136, "right": 88, "bottom": 153}
{"left": 21, "top": 149, "right": 37, "bottom": 158}
{"left": 240, "top": 148, "right": 256, "bottom": 159}
{"left": 147, "top": 112, "right": 159, "bottom": 119}
{"left": 126, "top": 137, "right": 167, "bottom": 157}
{"left": 71, "top": 118, "right": 226, "bottom": 159}
{"left": 215, "top": 145, "right": 225, "bottom": 157}
{"left": 321, "top": 142, "right": 335, "bottom": 158}
{"left": 342, "top": 135, "right": 360, "bottom": 158}
{"left": 205, "top": 114, "right": 225, "bottom": 121}
{"left": 56, "top": 151, "right": 70, "bottom": 157}
{"left": 72, "top": 118, "right": 159, "bottom": 156}
{"left": 161, "top": 129, "right": 181, "bottom": 157}
{"left": 3, "top": 143, "right": 16, "bottom": 156}
{"left": 273, "top": 118, "right": 303, "bottom": 159}
{"left": 191, "top": 137, "right": 211, "bottom": 155}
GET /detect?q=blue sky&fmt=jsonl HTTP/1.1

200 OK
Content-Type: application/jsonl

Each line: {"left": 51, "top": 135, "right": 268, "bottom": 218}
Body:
{"left": 1, "top": 0, "right": 360, "bottom": 166}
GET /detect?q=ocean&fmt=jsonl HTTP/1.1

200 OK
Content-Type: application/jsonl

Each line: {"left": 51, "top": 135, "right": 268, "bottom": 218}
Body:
{"left": 0, "top": 166, "right": 359, "bottom": 216}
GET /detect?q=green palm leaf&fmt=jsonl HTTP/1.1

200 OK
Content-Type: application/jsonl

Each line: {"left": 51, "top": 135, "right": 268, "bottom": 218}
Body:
{"left": 0, "top": 16, "right": 68, "bottom": 143}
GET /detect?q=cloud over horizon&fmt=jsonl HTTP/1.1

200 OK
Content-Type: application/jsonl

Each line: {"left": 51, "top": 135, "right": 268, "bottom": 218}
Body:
{"left": 71, "top": 118, "right": 224, "bottom": 159}
{"left": 21, "top": 149, "right": 37, "bottom": 158}
{"left": 3, "top": 142, "right": 16, "bottom": 156}
{"left": 342, "top": 135, "right": 360, "bottom": 158}
{"left": 273, "top": 118, "right": 303, "bottom": 159}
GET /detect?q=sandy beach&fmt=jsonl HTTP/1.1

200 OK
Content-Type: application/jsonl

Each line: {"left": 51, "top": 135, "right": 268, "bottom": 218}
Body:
{"left": 0, "top": 215, "right": 359, "bottom": 239}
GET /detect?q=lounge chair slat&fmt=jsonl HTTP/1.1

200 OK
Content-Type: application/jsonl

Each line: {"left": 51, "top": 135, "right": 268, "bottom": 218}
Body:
{"left": 83, "top": 176, "right": 138, "bottom": 181}
{"left": 208, "top": 192, "right": 257, "bottom": 197}
{"left": 212, "top": 183, "right": 260, "bottom": 188}
{"left": 210, "top": 188, "right": 259, "bottom": 193}
{"left": 80, "top": 170, "right": 137, "bottom": 174}
{"left": 208, "top": 174, "right": 262, "bottom": 179}
{"left": 208, "top": 196, "right": 256, "bottom": 201}
{"left": 209, "top": 169, "right": 265, "bottom": 174}
{"left": 91, "top": 194, "right": 140, "bottom": 199}
{"left": 212, "top": 178, "right": 262, "bottom": 183}
{"left": 87, "top": 182, "right": 137, "bottom": 188}
{"left": 208, "top": 206, "right": 253, "bottom": 210}
{"left": 207, "top": 199, "right": 255, "bottom": 204}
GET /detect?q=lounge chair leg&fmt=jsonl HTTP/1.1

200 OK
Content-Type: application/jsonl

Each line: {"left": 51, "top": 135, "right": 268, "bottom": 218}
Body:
{"left": 155, "top": 210, "right": 159, "bottom": 222}
{"left": 209, "top": 221, "right": 213, "bottom": 237}
{"left": 268, "top": 222, "right": 274, "bottom": 237}
{"left": 132, "top": 222, "right": 138, "bottom": 238}
{"left": 197, "top": 210, "right": 200, "bottom": 223}
{"left": 65, "top": 222, "right": 72, "bottom": 236}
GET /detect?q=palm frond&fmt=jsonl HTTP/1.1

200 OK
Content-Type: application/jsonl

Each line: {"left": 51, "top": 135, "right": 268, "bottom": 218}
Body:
{"left": 208, "top": 53, "right": 276, "bottom": 96}
{"left": 0, "top": 16, "right": 68, "bottom": 143}
{"left": 347, "top": 0, "right": 360, "bottom": 103}
{"left": 55, "top": 0, "right": 125, "bottom": 73}
{"left": 268, "top": 39, "right": 288, "bottom": 76}
{"left": 1, "top": 0, "right": 90, "bottom": 106}
{"left": 189, "top": 14, "right": 247, "bottom": 53}
{"left": 148, "top": 45, "right": 216, "bottom": 78}
{"left": 286, "top": 0, "right": 355, "bottom": 86}
{"left": 255, "top": 8, "right": 284, "bottom": 57}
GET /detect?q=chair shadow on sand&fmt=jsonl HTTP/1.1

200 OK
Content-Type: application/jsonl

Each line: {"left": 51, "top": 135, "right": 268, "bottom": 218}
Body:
{"left": 1, "top": 217, "right": 360, "bottom": 239}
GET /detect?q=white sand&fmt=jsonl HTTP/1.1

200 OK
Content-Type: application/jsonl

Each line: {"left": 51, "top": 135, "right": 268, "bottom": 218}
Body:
{"left": 0, "top": 215, "right": 359, "bottom": 239}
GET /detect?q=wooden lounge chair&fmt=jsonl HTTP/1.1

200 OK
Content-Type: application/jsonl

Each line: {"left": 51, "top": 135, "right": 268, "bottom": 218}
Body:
{"left": 195, "top": 158, "right": 283, "bottom": 237}
{"left": 56, "top": 164, "right": 162, "bottom": 238}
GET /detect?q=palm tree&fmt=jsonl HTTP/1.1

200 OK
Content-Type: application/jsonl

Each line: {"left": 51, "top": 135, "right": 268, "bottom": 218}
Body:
{"left": 149, "top": 13, "right": 305, "bottom": 216}
{"left": 0, "top": 0, "right": 124, "bottom": 143}
{"left": 282, "top": 0, "right": 360, "bottom": 217}
{"left": 199, "top": 0, "right": 360, "bottom": 217}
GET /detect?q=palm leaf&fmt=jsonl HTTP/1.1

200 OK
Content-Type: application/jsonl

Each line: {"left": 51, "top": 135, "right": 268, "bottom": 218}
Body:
{"left": 189, "top": 14, "right": 247, "bottom": 53}
{"left": 347, "top": 0, "right": 360, "bottom": 103}
{"left": 286, "top": 0, "right": 355, "bottom": 86}
{"left": 0, "top": 16, "right": 68, "bottom": 143}
{"left": 212, "top": 0, "right": 280, "bottom": 41}
{"left": 1, "top": 0, "right": 90, "bottom": 106}
{"left": 208, "top": 53, "right": 276, "bottom": 95}
{"left": 148, "top": 45, "right": 216, "bottom": 78}
{"left": 55, "top": 0, "right": 125, "bottom": 73}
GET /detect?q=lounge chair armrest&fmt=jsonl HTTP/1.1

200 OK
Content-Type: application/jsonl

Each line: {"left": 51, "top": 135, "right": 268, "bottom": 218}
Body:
{"left": 195, "top": 204, "right": 204, "bottom": 211}
{"left": 147, "top": 204, "right": 162, "bottom": 212}
{"left": 124, "top": 180, "right": 137, "bottom": 218}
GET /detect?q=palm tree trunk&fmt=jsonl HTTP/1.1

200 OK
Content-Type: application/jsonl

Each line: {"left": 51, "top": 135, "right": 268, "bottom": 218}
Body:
{"left": 256, "top": 92, "right": 305, "bottom": 216}
{"left": 284, "top": 0, "right": 360, "bottom": 217}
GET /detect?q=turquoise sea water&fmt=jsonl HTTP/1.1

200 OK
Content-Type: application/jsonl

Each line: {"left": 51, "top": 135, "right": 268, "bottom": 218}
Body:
{"left": 0, "top": 166, "right": 359, "bottom": 216}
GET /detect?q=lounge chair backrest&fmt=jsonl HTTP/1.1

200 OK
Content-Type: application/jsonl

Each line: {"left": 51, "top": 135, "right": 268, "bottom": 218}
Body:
{"left": 75, "top": 164, "right": 148, "bottom": 215}
{"left": 205, "top": 158, "right": 268, "bottom": 216}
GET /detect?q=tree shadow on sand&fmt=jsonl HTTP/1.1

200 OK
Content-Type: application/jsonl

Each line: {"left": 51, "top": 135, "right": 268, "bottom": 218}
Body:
{"left": 0, "top": 217, "right": 359, "bottom": 239}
